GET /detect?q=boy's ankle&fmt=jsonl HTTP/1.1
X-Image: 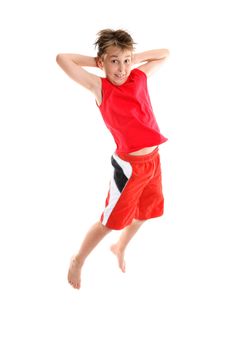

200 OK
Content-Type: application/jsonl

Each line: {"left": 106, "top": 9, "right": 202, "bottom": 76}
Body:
{"left": 73, "top": 255, "right": 84, "bottom": 266}
{"left": 115, "top": 243, "right": 125, "bottom": 254}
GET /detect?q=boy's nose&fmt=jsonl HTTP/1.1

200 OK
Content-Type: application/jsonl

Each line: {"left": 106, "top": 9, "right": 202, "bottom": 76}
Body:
{"left": 118, "top": 63, "right": 124, "bottom": 72}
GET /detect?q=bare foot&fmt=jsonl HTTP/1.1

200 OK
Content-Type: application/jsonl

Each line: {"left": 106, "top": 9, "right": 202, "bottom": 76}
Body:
{"left": 67, "top": 256, "right": 83, "bottom": 289}
{"left": 110, "top": 244, "right": 126, "bottom": 273}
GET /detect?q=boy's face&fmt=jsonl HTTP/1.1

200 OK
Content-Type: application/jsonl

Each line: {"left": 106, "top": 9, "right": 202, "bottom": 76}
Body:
{"left": 98, "top": 45, "right": 133, "bottom": 86}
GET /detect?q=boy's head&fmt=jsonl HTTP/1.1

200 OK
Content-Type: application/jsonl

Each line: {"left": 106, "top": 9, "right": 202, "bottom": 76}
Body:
{"left": 94, "top": 29, "right": 136, "bottom": 86}
{"left": 94, "top": 29, "right": 136, "bottom": 58}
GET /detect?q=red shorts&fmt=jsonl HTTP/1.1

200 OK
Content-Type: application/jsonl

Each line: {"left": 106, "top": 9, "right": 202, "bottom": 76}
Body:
{"left": 100, "top": 147, "right": 164, "bottom": 230}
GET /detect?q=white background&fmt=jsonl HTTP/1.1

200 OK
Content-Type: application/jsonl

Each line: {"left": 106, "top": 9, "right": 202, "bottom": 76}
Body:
{"left": 0, "top": 0, "right": 233, "bottom": 349}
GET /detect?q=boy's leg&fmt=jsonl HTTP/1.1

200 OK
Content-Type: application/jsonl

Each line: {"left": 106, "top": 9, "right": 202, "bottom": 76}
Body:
{"left": 111, "top": 219, "right": 145, "bottom": 272}
{"left": 68, "top": 221, "right": 111, "bottom": 289}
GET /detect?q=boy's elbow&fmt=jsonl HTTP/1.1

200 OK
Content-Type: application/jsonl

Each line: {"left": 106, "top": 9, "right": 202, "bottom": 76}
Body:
{"left": 164, "top": 49, "right": 170, "bottom": 58}
{"left": 56, "top": 54, "right": 64, "bottom": 65}
{"left": 160, "top": 49, "right": 170, "bottom": 61}
{"left": 56, "top": 53, "right": 75, "bottom": 66}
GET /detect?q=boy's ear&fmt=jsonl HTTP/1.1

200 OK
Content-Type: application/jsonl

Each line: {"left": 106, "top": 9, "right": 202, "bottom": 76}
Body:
{"left": 96, "top": 56, "right": 104, "bottom": 69}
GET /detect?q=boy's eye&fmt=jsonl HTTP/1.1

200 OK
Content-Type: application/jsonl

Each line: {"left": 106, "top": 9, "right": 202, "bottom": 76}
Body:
{"left": 111, "top": 59, "right": 131, "bottom": 64}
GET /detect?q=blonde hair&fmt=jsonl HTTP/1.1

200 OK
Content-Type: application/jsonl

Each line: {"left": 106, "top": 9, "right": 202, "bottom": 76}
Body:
{"left": 94, "top": 29, "right": 136, "bottom": 58}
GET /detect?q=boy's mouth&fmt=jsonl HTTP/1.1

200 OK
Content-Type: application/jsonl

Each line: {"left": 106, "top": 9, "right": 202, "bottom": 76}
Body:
{"left": 115, "top": 74, "right": 125, "bottom": 79}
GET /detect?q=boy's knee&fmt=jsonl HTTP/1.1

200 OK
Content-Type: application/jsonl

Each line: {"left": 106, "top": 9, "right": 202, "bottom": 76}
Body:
{"left": 98, "top": 221, "right": 112, "bottom": 233}
{"left": 133, "top": 219, "right": 146, "bottom": 226}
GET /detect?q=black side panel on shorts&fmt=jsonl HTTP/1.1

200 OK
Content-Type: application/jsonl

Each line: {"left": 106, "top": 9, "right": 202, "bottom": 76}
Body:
{"left": 111, "top": 156, "right": 129, "bottom": 192}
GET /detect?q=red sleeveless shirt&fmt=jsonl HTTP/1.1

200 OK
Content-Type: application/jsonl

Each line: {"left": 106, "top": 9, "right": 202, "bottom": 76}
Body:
{"left": 97, "top": 68, "right": 167, "bottom": 153}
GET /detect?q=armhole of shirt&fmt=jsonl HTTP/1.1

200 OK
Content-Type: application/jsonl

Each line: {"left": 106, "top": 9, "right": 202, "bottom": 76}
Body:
{"left": 133, "top": 67, "right": 147, "bottom": 79}
{"left": 95, "top": 77, "right": 104, "bottom": 108}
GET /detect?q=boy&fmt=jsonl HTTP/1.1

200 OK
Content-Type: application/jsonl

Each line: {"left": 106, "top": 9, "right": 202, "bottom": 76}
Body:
{"left": 56, "top": 29, "right": 169, "bottom": 289}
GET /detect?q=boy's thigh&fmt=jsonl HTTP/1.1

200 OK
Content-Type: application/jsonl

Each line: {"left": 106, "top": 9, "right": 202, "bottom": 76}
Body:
{"left": 101, "top": 174, "right": 148, "bottom": 230}
{"left": 135, "top": 170, "right": 164, "bottom": 220}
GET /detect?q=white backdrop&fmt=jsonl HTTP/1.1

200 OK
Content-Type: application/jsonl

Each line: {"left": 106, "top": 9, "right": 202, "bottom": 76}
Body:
{"left": 0, "top": 0, "right": 233, "bottom": 349}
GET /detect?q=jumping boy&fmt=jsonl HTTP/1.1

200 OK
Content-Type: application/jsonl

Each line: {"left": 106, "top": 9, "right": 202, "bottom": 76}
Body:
{"left": 56, "top": 29, "right": 169, "bottom": 289}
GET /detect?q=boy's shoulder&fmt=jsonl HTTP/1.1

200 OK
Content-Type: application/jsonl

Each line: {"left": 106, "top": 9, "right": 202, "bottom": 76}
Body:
{"left": 131, "top": 67, "right": 147, "bottom": 78}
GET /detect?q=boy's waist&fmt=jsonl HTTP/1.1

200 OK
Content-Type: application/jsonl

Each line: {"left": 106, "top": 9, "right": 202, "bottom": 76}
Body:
{"left": 116, "top": 146, "right": 159, "bottom": 162}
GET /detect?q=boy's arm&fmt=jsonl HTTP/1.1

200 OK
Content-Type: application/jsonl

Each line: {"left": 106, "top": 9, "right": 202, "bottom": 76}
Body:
{"left": 56, "top": 53, "right": 101, "bottom": 93}
{"left": 133, "top": 49, "right": 170, "bottom": 76}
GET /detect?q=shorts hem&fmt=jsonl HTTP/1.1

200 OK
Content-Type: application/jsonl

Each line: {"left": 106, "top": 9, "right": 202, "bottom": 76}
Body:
{"left": 101, "top": 212, "right": 164, "bottom": 230}
{"left": 135, "top": 211, "right": 164, "bottom": 221}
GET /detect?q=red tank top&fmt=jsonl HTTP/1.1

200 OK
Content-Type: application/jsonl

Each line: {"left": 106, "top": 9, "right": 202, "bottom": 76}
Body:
{"left": 97, "top": 68, "right": 168, "bottom": 153}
